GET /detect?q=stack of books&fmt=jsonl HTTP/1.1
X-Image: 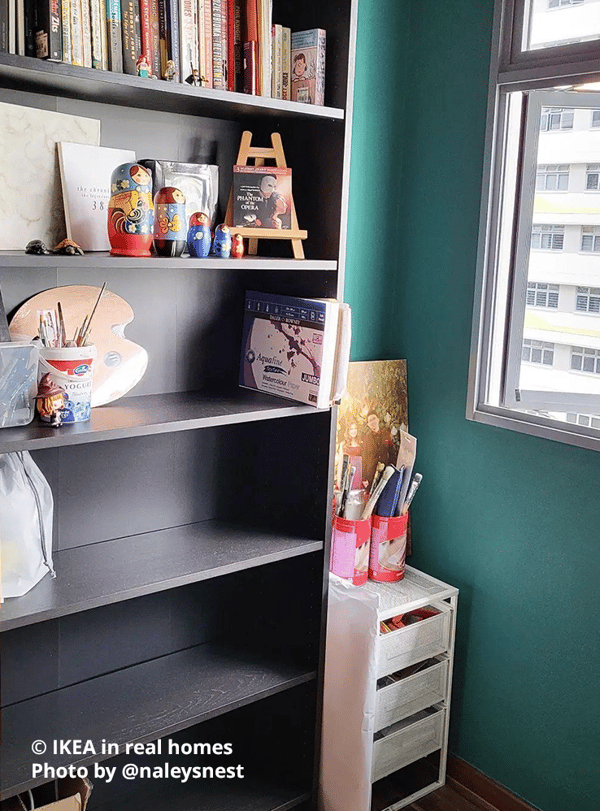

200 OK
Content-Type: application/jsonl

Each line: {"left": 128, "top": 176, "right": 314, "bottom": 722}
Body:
{"left": 0, "top": 0, "right": 325, "bottom": 103}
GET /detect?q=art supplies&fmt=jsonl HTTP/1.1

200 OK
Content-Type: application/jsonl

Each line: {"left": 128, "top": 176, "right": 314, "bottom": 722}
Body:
{"left": 401, "top": 473, "right": 423, "bottom": 515}
{"left": 37, "top": 345, "right": 97, "bottom": 423}
{"left": 360, "top": 464, "right": 395, "bottom": 520}
{"left": 374, "top": 465, "right": 405, "bottom": 518}
{"left": 394, "top": 429, "right": 417, "bottom": 514}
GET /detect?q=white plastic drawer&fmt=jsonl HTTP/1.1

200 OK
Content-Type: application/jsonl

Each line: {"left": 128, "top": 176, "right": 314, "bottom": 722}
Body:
{"left": 371, "top": 708, "right": 445, "bottom": 783}
{"left": 376, "top": 602, "right": 452, "bottom": 679}
{"left": 374, "top": 657, "right": 448, "bottom": 732}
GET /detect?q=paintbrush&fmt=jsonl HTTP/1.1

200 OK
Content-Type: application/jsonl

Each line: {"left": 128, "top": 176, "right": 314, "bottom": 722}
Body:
{"left": 360, "top": 464, "right": 395, "bottom": 520}
{"left": 79, "top": 282, "right": 106, "bottom": 346}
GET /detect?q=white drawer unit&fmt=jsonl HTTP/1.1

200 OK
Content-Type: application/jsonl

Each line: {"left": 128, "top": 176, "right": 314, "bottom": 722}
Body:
{"left": 321, "top": 567, "right": 458, "bottom": 811}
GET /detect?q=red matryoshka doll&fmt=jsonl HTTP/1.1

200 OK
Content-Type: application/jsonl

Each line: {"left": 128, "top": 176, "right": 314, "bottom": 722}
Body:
{"left": 153, "top": 187, "right": 187, "bottom": 257}
{"left": 231, "top": 233, "right": 245, "bottom": 259}
{"left": 107, "top": 163, "right": 154, "bottom": 257}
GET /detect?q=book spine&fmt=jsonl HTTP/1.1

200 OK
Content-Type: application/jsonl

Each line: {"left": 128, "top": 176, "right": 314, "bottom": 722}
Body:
{"left": 8, "top": 0, "right": 14, "bottom": 52}
{"left": 276, "top": 23, "right": 282, "bottom": 98}
{"left": 139, "top": 0, "right": 152, "bottom": 68}
{"left": 70, "top": 0, "right": 84, "bottom": 64}
{"left": 24, "top": 0, "right": 36, "bottom": 54}
{"left": 243, "top": 37, "right": 255, "bottom": 94}
{"left": 221, "top": 0, "right": 227, "bottom": 89}
{"left": 90, "top": 0, "right": 102, "bottom": 66}
{"left": 16, "top": 0, "right": 24, "bottom": 53}
{"left": 233, "top": 0, "right": 241, "bottom": 91}
{"left": 281, "top": 24, "right": 290, "bottom": 100}
{"left": 149, "top": 0, "right": 159, "bottom": 77}
{"left": 211, "top": 0, "right": 223, "bottom": 88}
{"left": 179, "top": 0, "right": 197, "bottom": 82}
{"left": 81, "top": 0, "right": 92, "bottom": 66}
{"left": 99, "top": 0, "right": 108, "bottom": 66}
{"left": 197, "top": 0, "right": 205, "bottom": 84}
{"left": 316, "top": 27, "right": 325, "bottom": 106}
{"left": 226, "top": 0, "right": 234, "bottom": 91}
{"left": 0, "top": 0, "right": 9, "bottom": 51}
{"left": 36, "top": 0, "right": 62, "bottom": 60}
{"left": 165, "top": 0, "right": 179, "bottom": 80}
{"left": 60, "top": 0, "right": 71, "bottom": 60}
{"left": 120, "top": 0, "right": 140, "bottom": 74}
{"left": 202, "top": 0, "right": 211, "bottom": 87}
{"left": 106, "top": 0, "right": 122, "bottom": 71}
{"left": 270, "top": 22, "right": 274, "bottom": 97}
{"left": 157, "top": 0, "right": 166, "bottom": 76}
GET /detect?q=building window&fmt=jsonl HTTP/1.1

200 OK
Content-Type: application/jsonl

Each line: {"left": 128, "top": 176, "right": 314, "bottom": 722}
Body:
{"left": 586, "top": 164, "right": 600, "bottom": 190}
{"left": 531, "top": 224, "right": 564, "bottom": 249}
{"left": 522, "top": 339, "right": 555, "bottom": 365}
{"left": 575, "top": 287, "right": 600, "bottom": 314}
{"left": 540, "top": 107, "right": 574, "bottom": 130}
{"left": 536, "top": 164, "right": 569, "bottom": 191}
{"left": 547, "top": 0, "right": 584, "bottom": 7}
{"left": 566, "top": 412, "right": 600, "bottom": 428}
{"left": 527, "top": 282, "right": 559, "bottom": 307}
{"left": 581, "top": 226, "right": 600, "bottom": 252}
{"left": 592, "top": 111, "right": 600, "bottom": 128}
{"left": 571, "top": 346, "right": 600, "bottom": 374}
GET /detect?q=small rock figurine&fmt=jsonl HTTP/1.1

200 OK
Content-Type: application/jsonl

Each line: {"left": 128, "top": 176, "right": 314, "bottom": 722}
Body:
{"left": 187, "top": 212, "right": 212, "bottom": 258}
{"left": 211, "top": 224, "right": 232, "bottom": 258}
{"left": 34, "top": 373, "right": 67, "bottom": 427}
{"left": 231, "top": 233, "right": 245, "bottom": 259}
{"left": 53, "top": 239, "right": 84, "bottom": 255}
{"left": 25, "top": 239, "right": 51, "bottom": 255}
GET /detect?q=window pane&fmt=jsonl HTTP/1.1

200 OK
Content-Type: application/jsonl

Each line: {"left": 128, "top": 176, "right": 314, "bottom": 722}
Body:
{"left": 526, "top": 0, "right": 600, "bottom": 52}
{"left": 557, "top": 173, "right": 568, "bottom": 190}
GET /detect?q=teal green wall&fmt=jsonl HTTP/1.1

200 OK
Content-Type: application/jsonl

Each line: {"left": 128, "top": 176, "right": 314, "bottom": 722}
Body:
{"left": 346, "top": 2, "right": 600, "bottom": 810}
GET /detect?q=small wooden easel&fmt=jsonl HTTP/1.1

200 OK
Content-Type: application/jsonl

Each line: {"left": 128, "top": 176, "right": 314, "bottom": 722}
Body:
{"left": 225, "top": 131, "right": 307, "bottom": 259}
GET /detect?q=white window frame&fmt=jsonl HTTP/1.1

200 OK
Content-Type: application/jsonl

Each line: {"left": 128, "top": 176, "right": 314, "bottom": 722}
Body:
{"left": 527, "top": 281, "right": 560, "bottom": 306}
{"left": 586, "top": 163, "right": 600, "bottom": 190}
{"left": 467, "top": 0, "right": 600, "bottom": 452}
{"left": 531, "top": 224, "right": 564, "bottom": 249}
{"left": 581, "top": 225, "right": 600, "bottom": 251}
{"left": 575, "top": 286, "right": 600, "bottom": 313}
{"left": 540, "top": 106, "right": 574, "bottom": 130}
{"left": 592, "top": 110, "right": 600, "bottom": 127}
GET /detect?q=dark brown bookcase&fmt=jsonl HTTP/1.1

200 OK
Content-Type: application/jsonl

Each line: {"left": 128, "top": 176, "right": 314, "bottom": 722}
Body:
{"left": 0, "top": 2, "right": 357, "bottom": 806}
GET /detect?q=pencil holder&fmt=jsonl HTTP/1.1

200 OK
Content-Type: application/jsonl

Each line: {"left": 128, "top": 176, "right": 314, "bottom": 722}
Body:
{"left": 368, "top": 512, "right": 409, "bottom": 582}
{"left": 330, "top": 514, "right": 372, "bottom": 586}
{"left": 37, "top": 345, "right": 96, "bottom": 423}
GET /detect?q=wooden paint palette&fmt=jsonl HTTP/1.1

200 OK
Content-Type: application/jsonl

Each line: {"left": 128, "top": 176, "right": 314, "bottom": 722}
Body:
{"left": 10, "top": 285, "right": 148, "bottom": 406}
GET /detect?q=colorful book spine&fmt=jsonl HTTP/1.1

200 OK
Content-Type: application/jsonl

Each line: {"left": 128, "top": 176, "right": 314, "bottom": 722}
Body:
{"left": 211, "top": 0, "right": 223, "bottom": 88}
{"left": 150, "top": 0, "right": 159, "bottom": 77}
{"left": 60, "top": 0, "right": 71, "bottom": 60}
{"left": 157, "top": 0, "right": 166, "bottom": 76}
{"left": 35, "top": 0, "right": 62, "bottom": 60}
{"left": 165, "top": 0, "right": 180, "bottom": 80}
{"left": 271, "top": 22, "right": 281, "bottom": 99}
{"left": 70, "top": 0, "right": 84, "bottom": 65}
{"left": 243, "top": 37, "right": 255, "bottom": 94}
{"left": 90, "top": 0, "right": 103, "bottom": 66}
{"left": 221, "top": 0, "right": 227, "bottom": 89}
{"left": 233, "top": 0, "right": 241, "bottom": 91}
{"left": 256, "top": 0, "right": 270, "bottom": 96}
{"left": 106, "top": 0, "right": 122, "bottom": 71}
{"left": 120, "top": 0, "right": 140, "bottom": 74}
{"left": 281, "top": 25, "right": 290, "bottom": 100}
{"left": 179, "top": 0, "right": 196, "bottom": 81}
{"left": 291, "top": 28, "right": 326, "bottom": 106}
{"left": 99, "top": 0, "right": 108, "bottom": 66}
{"left": 139, "top": 0, "right": 152, "bottom": 68}
{"left": 201, "top": 0, "right": 212, "bottom": 86}
{"left": 197, "top": 0, "right": 205, "bottom": 83}
{"left": 226, "top": 0, "right": 234, "bottom": 91}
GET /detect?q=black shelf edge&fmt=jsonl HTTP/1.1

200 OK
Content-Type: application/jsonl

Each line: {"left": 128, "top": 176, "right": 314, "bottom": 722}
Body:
{"left": 0, "top": 390, "right": 328, "bottom": 452}
{"left": 95, "top": 779, "right": 311, "bottom": 811}
{"left": 0, "top": 54, "right": 344, "bottom": 121}
{"left": 0, "top": 252, "right": 337, "bottom": 271}
{"left": 1, "top": 521, "right": 323, "bottom": 631}
{"left": 1, "top": 643, "right": 317, "bottom": 799}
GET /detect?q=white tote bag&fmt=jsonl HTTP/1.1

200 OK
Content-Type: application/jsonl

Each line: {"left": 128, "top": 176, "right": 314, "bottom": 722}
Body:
{"left": 0, "top": 451, "right": 55, "bottom": 599}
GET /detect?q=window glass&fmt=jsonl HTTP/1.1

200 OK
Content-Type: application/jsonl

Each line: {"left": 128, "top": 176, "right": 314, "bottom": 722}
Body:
{"left": 526, "top": 0, "right": 600, "bottom": 52}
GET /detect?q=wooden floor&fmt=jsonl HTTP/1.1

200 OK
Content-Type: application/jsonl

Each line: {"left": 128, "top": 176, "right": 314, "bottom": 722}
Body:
{"left": 405, "top": 783, "right": 492, "bottom": 811}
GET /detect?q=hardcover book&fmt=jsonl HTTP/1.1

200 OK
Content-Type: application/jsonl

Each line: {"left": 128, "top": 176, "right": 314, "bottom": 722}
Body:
{"left": 166, "top": 0, "right": 180, "bottom": 81}
{"left": 232, "top": 165, "right": 291, "bottom": 229}
{"left": 81, "top": 0, "right": 92, "bottom": 66}
{"left": 35, "top": 0, "right": 61, "bottom": 61}
{"left": 106, "top": 0, "right": 123, "bottom": 72}
{"left": 121, "top": 0, "right": 141, "bottom": 74}
{"left": 291, "top": 27, "right": 325, "bottom": 106}
{"left": 240, "top": 291, "right": 343, "bottom": 409}
{"left": 58, "top": 142, "right": 136, "bottom": 251}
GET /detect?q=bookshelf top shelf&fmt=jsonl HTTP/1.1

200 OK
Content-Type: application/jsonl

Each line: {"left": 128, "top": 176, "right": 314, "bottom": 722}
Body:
{"left": 0, "top": 54, "right": 345, "bottom": 122}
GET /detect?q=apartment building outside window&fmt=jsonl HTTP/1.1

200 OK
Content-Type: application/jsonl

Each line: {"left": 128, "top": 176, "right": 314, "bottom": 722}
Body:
{"left": 581, "top": 226, "right": 600, "bottom": 252}
{"left": 547, "top": 0, "right": 584, "bottom": 7}
{"left": 536, "top": 164, "right": 569, "bottom": 190}
{"left": 592, "top": 110, "right": 600, "bottom": 128}
{"left": 523, "top": 339, "right": 555, "bottom": 365}
{"left": 566, "top": 413, "right": 600, "bottom": 428}
{"left": 531, "top": 224, "right": 564, "bottom": 249}
{"left": 586, "top": 164, "right": 600, "bottom": 190}
{"left": 540, "top": 107, "right": 574, "bottom": 130}
{"left": 527, "top": 282, "right": 560, "bottom": 307}
{"left": 571, "top": 346, "right": 600, "bottom": 374}
{"left": 575, "top": 287, "right": 600, "bottom": 314}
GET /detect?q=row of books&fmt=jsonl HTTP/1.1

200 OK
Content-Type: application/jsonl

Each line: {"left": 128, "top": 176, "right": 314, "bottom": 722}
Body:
{"left": 0, "top": 0, "right": 325, "bottom": 103}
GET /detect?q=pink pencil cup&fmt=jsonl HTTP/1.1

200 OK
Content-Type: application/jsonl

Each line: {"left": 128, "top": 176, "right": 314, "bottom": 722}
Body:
{"left": 330, "top": 514, "right": 372, "bottom": 586}
{"left": 368, "top": 513, "right": 409, "bottom": 582}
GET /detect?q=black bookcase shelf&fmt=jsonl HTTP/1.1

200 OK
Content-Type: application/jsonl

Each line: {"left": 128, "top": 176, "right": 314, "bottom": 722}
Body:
{"left": 0, "top": 54, "right": 344, "bottom": 121}
{"left": 95, "top": 780, "right": 311, "bottom": 811}
{"left": 0, "top": 390, "right": 324, "bottom": 452}
{"left": 1, "top": 643, "right": 316, "bottom": 798}
{"left": 1, "top": 521, "right": 323, "bottom": 631}
{"left": 0, "top": 252, "right": 337, "bottom": 271}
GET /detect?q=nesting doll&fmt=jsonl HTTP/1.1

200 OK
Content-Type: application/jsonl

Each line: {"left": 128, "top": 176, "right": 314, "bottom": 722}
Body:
{"left": 187, "top": 212, "right": 212, "bottom": 258}
{"left": 153, "top": 187, "right": 187, "bottom": 257}
{"left": 107, "top": 163, "right": 154, "bottom": 257}
{"left": 211, "top": 224, "right": 232, "bottom": 258}
{"left": 231, "top": 233, "right": 245, "bottom": 259}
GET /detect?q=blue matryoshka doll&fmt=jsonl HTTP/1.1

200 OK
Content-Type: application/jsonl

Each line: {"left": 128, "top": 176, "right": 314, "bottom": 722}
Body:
{"left": 153, "top": 187, "right": 187, "bottom": 257}
{"left": 187, "top": 212, "right": 212, "bottom": 258}
{"left": 211, "top": 224, "right": 232, "bottom": 258}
